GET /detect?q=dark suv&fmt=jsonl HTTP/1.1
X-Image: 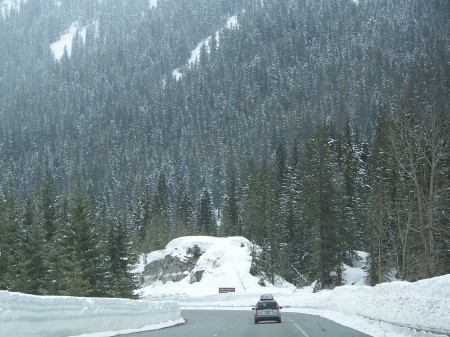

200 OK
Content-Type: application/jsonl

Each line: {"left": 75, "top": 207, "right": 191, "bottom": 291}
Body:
{"left": 252, "top": 294, "right": 282, "bottom": 323}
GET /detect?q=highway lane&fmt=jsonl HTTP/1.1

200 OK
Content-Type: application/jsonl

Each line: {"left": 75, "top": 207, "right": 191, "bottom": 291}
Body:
{"left": 120, "top": 309, "right": 373, "bottom": 337}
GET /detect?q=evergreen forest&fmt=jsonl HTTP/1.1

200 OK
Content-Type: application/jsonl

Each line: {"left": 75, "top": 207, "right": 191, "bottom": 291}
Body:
{"left": 0, "top": 0, "right": 449, "bottom": 298}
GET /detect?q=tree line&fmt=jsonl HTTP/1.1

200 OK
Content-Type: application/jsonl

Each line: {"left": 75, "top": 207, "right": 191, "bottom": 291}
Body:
{"left": 0, "top": 175, "right": 138, "bottom": 298}
{"left": 1, "top": 105, "right": 448, "bottom": 296}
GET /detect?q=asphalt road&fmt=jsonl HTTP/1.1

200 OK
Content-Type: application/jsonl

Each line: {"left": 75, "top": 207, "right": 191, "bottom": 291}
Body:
{"left": 120, "top": 309, "right": 373, "bottom": 337}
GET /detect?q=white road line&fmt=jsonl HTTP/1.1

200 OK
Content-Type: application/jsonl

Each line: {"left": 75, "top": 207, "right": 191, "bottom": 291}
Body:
{"left": 289, "top": 318, "right": 311, "bottom": 337}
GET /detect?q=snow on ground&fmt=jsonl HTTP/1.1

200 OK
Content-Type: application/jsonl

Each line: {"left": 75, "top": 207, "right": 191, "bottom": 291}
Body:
{"left": 50, "top": 22, "right": 87, "bottom": 61}
{"left": 1, "top": 0, "right": 25, "bottom": 17}
{"left": 172, "top": 15, "right": 238, "bottom": 80}
{"left": 149, "top": 0, "right": 157, "bottom": 9}
{"left": 226, "top": 15, "right": 238, "bottom": 29}
{"left": 137, "top": 236, "right": 450, "bottom": 337}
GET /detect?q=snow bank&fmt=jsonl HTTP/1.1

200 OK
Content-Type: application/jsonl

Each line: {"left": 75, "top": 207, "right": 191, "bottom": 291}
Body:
{"left": 280, "top": 275, "right": 450, "bottom": 336}
{"left": 0, "top": 291, "right": 181, "bottom": 337}
{"left": 311, "top": 276, "right": 450, "bottom": 334}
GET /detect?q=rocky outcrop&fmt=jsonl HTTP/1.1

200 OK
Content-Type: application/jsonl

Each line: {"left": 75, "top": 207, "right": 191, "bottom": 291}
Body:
{"left": 189, "top": 270, "right": 204, "bottom": 284}
{"left": 140, "top": 251, "right": 202, "bottom": 286}
{"left": 138, "top": 237, "right": 255, "bottom": 289}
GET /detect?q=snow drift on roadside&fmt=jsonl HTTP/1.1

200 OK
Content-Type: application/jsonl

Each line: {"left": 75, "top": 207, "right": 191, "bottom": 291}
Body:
{"left": 0, "top": 291, "right": 181, "bottom": 337}
{"left": 280, "top": 275, "right": 450, "bottom": 336}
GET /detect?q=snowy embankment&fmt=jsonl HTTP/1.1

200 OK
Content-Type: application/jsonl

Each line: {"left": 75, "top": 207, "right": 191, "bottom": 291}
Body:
{"left": 293, "top": 277, "right": 450, "bottom": 336}
{"left": 0, "top": 291, "right": 182, "bottom": 337}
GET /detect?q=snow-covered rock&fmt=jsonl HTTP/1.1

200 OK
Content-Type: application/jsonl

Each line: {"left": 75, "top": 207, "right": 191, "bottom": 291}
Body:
{"left": 137, "top": 236, "right": 294, "bottom": 298}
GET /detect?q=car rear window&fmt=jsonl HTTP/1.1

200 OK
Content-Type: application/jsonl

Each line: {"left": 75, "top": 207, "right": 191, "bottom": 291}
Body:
{"left": 258, "top": 301, "right": 278, "bottom": 310}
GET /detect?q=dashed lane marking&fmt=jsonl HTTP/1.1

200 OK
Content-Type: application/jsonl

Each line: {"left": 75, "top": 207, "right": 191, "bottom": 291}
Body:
{"left": 288, "top": 318, "right": 311, "bottom": 337}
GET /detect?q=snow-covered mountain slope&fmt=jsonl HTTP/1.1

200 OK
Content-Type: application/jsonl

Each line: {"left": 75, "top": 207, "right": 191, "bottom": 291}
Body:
{"left": 50, "top": 22, "right": 87, "bottom": 60}
{"left": 172, "top": 15, "right": 239, "bottom": 80}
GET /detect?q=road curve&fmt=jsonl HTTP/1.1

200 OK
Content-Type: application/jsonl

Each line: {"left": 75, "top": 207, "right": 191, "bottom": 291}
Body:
{"left": 120, "top": 309, "right": 373, "bottom": 337}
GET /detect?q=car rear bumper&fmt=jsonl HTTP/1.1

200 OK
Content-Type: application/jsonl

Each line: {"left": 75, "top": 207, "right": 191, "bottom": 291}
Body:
{"left": 254, "top": 314, "right": 281, "bottom": 322}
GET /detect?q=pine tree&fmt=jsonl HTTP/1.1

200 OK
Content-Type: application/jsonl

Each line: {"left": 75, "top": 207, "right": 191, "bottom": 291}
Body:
{"left": 134, "top": 182, "right": 152, "bottom": 245}
{"left": 152, "top": 173, "right": 170, "bottom": 222}
{"left": 174, "top": 182, "right": 194, "bottom": 236}
{"left": 107, "top": 212, "right": 138, "bottom": 298}
{"left": 220, "top": 162, "right": 240, "bottom": 237}
{"left": 366, "top": 109, "right": 397, "bottom": 284}
{"left": 241, "top": 161, "right": 283, "bottom": 284}
{"left": 196, "top": 178, "right": 216, "bottom": 236}
{"left": 301, "top": 123, "right": 345, "bottom": 288}
{"left": 337, "top": 121, "right": 364, "bottom": 262}
{"left": 48, "top": 195, "right": 72, "bottom": 295}
{"left": 63, "top": 181, "right": 101, "bottom": 296}
{"left": 41, "top": 163, "right": 57, "bottom": 243}
{"left": 282, "top": 140, "right": 306, "bottom": 284}
{"left": 0, "top": 184, "right": 20, "bottom": 291}
{"left": 18, "top": 198, "right": 47, "bottom": 294}
{"left": 145, "top": 173, "right": 172, "bottom": 250}
{"left": 62, "top": 257, "right": 93, "bottom": 297}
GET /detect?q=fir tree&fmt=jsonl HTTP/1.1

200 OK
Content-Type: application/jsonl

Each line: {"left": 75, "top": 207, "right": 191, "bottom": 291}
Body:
{"left": 144, "top": 173, "right": 172, "bottom": 251}
{"left": 41, "top": 163, "right": 57, "bottom": 243}
{"left": 174, "top": 182, "right": 194, "bottom": 236}
{"left": 18, "top": 198, "right": 47, "bottom": 295}
{"left": 0, "top": 184, "right": 20, "bottom": 291}
{"left": 220, "top": 162, "right": 240, "bottom": 237}
{"left": 107, "top": 212, "right": 138, "bottom": 298}
{"left": 241, "top": 161, "right": 283, "bottom": 284}
{"left": 301, "top": 123, "right": 345, "bottom": 288}
{"left": 64, "top": 181, "right": 101, "bottom": 296}
{"left": 196, "top": 178, "right": 216, "bottom": 236}
{"left": 366, "top": 110, "right": 398, "bottom": 284}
